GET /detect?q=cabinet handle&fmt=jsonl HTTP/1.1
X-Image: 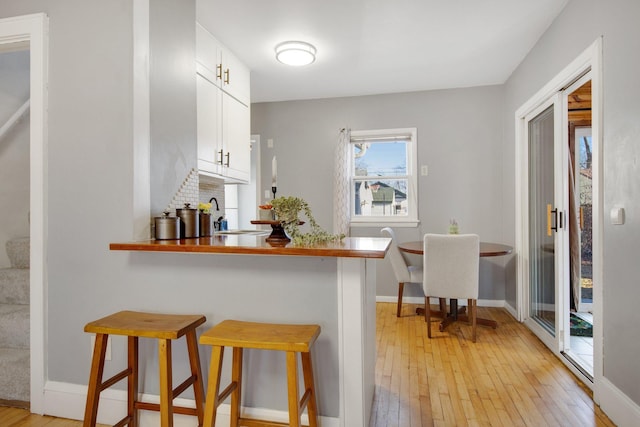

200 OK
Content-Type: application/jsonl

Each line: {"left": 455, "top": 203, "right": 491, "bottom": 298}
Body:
{"left": 224, "top": 151, "right": 230, "bottom": 167}
{"left": 217, "top": 149, "right": 224, "bottom": 165}
{"left": 216, "top": 64, "right": 222, "bottom": 81}
{"left": 224, "top": 68, "right": 230, "bottom": 85}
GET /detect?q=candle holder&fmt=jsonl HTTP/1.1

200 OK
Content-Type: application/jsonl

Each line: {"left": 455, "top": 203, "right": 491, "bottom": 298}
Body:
{"left": 250, "top": 219, "right": 304, "bottom": 245}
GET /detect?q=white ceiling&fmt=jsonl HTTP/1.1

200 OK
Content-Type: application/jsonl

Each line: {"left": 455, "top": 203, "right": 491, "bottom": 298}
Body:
{"left": 197, "top": 0, "right": 568, "bottom": 103}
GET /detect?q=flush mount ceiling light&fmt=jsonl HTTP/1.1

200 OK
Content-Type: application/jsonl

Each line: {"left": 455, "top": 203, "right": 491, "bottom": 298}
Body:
{"left": 275, "top": 41, "right": 316, "bottom": 66}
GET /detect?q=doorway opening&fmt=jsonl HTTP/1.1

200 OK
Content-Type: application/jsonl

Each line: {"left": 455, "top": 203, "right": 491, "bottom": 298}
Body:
{"left": 515, "top": 38, "right": 602, "bottom": 390}
{"left": 0, "top": 13, "right": 48, "bottom": 413}
{"left": 565, "top": 78, "right": 593, "bottom": 378}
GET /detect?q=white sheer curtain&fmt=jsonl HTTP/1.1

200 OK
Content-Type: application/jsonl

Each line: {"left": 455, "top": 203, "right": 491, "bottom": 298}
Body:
{"left": 333, "top": 128, "right": 351, "bottom": 235}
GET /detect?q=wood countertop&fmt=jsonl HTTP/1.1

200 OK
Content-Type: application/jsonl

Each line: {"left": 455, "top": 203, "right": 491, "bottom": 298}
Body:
{"left": 110, "top": 235, "right": 390, "bottom": 259}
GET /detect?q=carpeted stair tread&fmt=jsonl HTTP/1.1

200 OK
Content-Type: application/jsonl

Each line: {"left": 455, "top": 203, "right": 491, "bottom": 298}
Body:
{"left": 0, "top": 347, "right": 30, "bottom": 402}
{"left": 0, "top": 304, "right": 29, "bottom": 348}
{"left": 6, "top": 238, "right": 30, "bottom": 269}
{"left": 0, "top": 268, "right": 29, "bottom": 304}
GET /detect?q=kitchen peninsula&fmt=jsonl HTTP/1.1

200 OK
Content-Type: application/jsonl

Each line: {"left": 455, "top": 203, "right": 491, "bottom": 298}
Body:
{"left": 110, "top": 235, "right": 390, "bottom": 427}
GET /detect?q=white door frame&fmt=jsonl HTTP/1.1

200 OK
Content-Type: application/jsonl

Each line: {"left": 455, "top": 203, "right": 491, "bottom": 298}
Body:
{"left": 0, "top": 13, "right": 48, "bottom": 413}
{"left": 515, "top": 38, "right": 603, "bottom": 399}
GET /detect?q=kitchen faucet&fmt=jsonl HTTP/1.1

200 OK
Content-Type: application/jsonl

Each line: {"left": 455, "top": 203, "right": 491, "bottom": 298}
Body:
{"left": 209, "top": 197, "right": 222, "bottom": 230}
{"left": 209, "top": 197, "right": 220, "bottom": 211}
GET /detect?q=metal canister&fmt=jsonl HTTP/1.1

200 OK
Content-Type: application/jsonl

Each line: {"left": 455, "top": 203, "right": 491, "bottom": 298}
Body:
{"left": 154, "top": 211, "right": 180, "bottom": 240}
{"left": 200, "top": 213, "right": 212, "bottom": 237}
{"left": 176, "top": 203, "right": 199, "bottom": 238}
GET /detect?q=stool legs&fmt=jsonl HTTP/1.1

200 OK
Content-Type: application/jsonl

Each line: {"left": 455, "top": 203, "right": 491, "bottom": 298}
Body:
{"left": 84, "top": 333, "right": 109, "bottom": 427}
{"left": 286, "top": 351, "right": 319, "bottom": 427}
{"left": 203, "top": 345, "right": 224, "bottom": 427}
{"left": 186, "top": 330, "right": 206, "bottom": 425}
{"left": 230, "top": 347, "right": 243, "bottom": 427}
{"left": 85, "top": 334, "right": 204, "bottom": 427}
{"left": 158, "top": 339, "right": 173, "bottom": 426}
{"left": 203, "top": 346, "right": 243, "bottom": 427}
{"left": 286, "top": 351, "right": 302, "bottom": 427}
{"left": 128, "top": 336, "right": 139, "bottom": 427}
{"left": 301, "top": 352, "right": 318, "bottom": 427}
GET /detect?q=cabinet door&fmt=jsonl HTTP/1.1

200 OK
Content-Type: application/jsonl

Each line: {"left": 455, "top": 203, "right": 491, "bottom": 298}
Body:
{"left": 197, "top": 73, "right": 223, "bottom": 175}
{"left": 222, "top": 92, "right": 250, "bottom": 183}
{"left": 196, "top": 23, "right": 223, "bottom": 88}
{"left": 221, "top": 48, "right": 250, "bottom": 106}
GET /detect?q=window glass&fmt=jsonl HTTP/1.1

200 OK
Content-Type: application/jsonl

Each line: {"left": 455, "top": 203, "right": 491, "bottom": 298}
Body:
{"left": 349, "top": 129, "right": 417, "bottom": 223}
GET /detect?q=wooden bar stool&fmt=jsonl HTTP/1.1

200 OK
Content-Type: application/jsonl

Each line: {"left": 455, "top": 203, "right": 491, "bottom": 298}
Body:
{"left": 200, "top": 320, "right": 321, "bottom": 427}
{"left": 83, "top": 310, "right": 207, "bottom": 427}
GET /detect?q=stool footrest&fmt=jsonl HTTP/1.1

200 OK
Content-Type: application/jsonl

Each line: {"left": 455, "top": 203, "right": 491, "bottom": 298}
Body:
{"left": 113, "top": 415, "right": 132, "bottom": 427}
{"left": 299, "top": 388, "right": 312, "bottom": 412}
{"left": 172, "top": 373, "right": 197, "bottom": 399}
{"left": 217, "top": 381, "right": 238, "bottom": 404}
{"left": 99, "top": 367, "right": 131, "bottom": 392}
{"left": 238, "top": 417, "right": 309, "bottom": 427}
{"left": 135, "top": 401, "right": 199, "bottom": 416}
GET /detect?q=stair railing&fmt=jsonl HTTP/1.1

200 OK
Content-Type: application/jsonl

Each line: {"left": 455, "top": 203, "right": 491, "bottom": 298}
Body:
{"left": 0, "top": 99, "right": 30, "bottom": 143}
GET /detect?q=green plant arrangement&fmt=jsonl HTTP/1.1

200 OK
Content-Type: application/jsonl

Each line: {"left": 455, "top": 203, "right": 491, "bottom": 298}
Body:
{"left": 271, "top": 196, "right": 345, "bottom": 245}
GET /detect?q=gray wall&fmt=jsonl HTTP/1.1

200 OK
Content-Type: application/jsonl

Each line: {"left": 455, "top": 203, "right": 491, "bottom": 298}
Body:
{"left": 503, "top": 0, "right": 640, "bottom": 408}
{"left": 0, "top": 50, "right": 30, "bottom": 268}
{"left": 252, "top": 86, "right": 510, "bottom": 300}
{"left": 149, "top": 0, "right": 197, "bottom": 216}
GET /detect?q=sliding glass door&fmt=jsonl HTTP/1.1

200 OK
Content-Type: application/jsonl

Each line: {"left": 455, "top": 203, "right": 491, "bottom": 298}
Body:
{"left": 524, "top": 94, "right": 567, "bottom": 348}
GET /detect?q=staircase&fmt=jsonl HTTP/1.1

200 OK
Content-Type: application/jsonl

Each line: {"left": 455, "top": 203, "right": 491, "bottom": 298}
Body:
{"left": 0, "top": 237, "right": 30, "bottom": 405}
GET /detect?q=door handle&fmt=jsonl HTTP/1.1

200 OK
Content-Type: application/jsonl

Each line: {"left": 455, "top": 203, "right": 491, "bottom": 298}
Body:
{"left": 547, "top": 204, "right": 562, "bottom": 235}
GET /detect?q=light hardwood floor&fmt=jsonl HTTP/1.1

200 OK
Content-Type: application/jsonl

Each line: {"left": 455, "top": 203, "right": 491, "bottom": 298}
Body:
{"left": 0, "top": 303, "right": 614, "bottom": 426}
{"left": 370, "top": 303, "right": 614, "bottom": 427}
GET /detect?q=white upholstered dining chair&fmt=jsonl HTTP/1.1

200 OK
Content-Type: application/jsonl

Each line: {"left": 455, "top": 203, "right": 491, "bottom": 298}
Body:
{"left": 423, "top": 233, "right": 480, "bottom": 342}
{"left": 380, "top": 227, "right": 423, "bottom": 317}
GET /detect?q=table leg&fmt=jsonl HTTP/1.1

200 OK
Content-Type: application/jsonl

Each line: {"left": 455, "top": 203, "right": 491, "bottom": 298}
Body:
{"left": 419, "top": 299, "right": 497, "bottom": 331}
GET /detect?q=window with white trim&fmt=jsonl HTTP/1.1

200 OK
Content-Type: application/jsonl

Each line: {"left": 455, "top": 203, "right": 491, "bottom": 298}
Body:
{"left": 349, "top": 128, "right": 418, "bottom": 225}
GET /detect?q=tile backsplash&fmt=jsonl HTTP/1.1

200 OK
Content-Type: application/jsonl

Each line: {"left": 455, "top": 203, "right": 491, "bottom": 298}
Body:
{"left": 165, "top": 168, "right": 225, "bottom": 215}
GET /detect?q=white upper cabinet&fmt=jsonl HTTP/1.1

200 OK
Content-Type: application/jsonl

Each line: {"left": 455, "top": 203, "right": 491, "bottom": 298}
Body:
{"left": 220, "top": 48, "right": 250, "bottom": 107}
{"left": 196, "top": 73, "right": 222, "bottom": 176}
{"left": 222, "top": 91, "right": 250, "bottom": 182}
{"left": 196, "top": 23, "right": 250, "bottom": 106}
{"left": 196, "top": 22, "right": 251, "bottom": 183}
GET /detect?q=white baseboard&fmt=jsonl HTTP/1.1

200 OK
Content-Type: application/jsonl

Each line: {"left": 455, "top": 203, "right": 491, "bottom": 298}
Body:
{"left": 597, "top": 376, "right": 640, "bottom": 427}
{"left": 504, "top": 301, "right": 518, "bottom": 319}
{"left": 43, "top": 381, "right": 339, "bottom": 427}
{"left": 376, "top": 295, "right": 505, "bottom": 307}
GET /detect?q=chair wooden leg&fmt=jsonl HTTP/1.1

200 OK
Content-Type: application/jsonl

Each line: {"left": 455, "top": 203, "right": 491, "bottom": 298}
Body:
{"left": 397, "top": 282, "right": 405, "bottom": 317}
{"left": 230, "top": 347, "right": 243, "bottom": 427}
{"left": 83, "top": 333, "right": 109, "bottom": 427}
{"left": 286, "top": 351, "right": 301, "bottom": 427}
{"left": 186, "top": 331, "right": 205, "bottom": 425}
{"left": 425, "top": 296, "right": 432, "bottom": 338}
{"left": 203, "top": 346, "right": 224, "bottom": 427}
{"left": 158, "top": 339, "right": 173, "bottom": 427}
{"left": 301, "top": 352, "right": 319, "bottom": 427}
{"left": 469, "top": 299, "right": 477, "bottom": 343}
{"left": 439, "top": 298, "right": 447, "bottom": 315}
{"left": 127, "top": 336, "right": 138, "bottom": 427}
